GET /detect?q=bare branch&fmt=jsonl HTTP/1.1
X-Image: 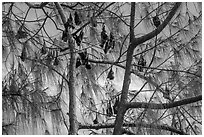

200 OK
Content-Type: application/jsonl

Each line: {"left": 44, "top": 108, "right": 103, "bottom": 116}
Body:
{"left": 126, "top": 95, "right": 202, "bottom": 109}
{"left": 25, "top": 2, "right": 49, "bottom": 9}
{"left": 54, "top": 2, "right": 66, "bottom": 24}
{"left": 54, "top": 2, "right": 78, "bottom": 134}
{"left": 113, "top": 3, "right": 136, "bottom": 135}
{"left": 79, "top": 122, "right": 187, "bottom": 135}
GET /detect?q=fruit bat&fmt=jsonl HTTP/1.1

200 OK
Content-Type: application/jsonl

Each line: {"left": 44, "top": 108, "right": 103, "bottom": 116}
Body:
{"left": 107, "top": 68, "right": 114, "bottom": 80}
{"left": 100, "top": 25, "right": 108, "bottom": 48}
{"left": 104, "top": 41, "right": 111, "bottom": 54}
{"left": 163, "top": 85, "right": 170, "bottom": 100}
{"left": 93, "top": 115, "right": 98, "bottom": 124}
{"left": 78, "top": 51, "right": 88, "bottom": 65}
{"left": 76, "top": 57, "right": 82, "bottom": 68}
{"left": 41, "top": 46, "right": 47, "bottom": 55}
{"left": 106, "top": 101, "right": 113, "bottom": 117}
{"left": 78, "top": 51, "right": 91, "bottom": 69}
{"left": 74, "top": 11, "right": 81, "bottom": 26}
{"left": 62, "top": 30, "right": 68, "bottom": 42}
{"left": 79, "top": 30, "right": 84, "bottom": 42}
{"left": 53, "top": 50, "right": 59, "bottom": 66}
{"left": 90, "top": 16, "right": 97, "bottom": 27}
{"left": 153, "top": 16, "right": 161, "bottom": 28}
{"left": 104, "top": 32, "right": 115, "bottom": 53}
{"left": 16, "top": 26, "right": 28, "bottom": 39}
{"left": 137, "top": 55, "right": 146, "bottom": 72}
{"left": 72, "top": 34, "right": 79, "bottom": 46}
{"left": 73, "top": 30, "right": 84, "bottom": 46}
{"left": 53, "top": 57, "right": 59, "bottom": 66}
{"left": 85, "top": 63, "right": 91, "bottom": 70}
{"left": 64, "top": 13, "right": 75, "bottom": 30}
{"left": 113, "top": 96, "right": 119, "bottom": 114}
{"left": 20, "top": 46, "right": 26, "bottom": 62}
{"left": 45, "top": 130, "right": 50, "bottom": 135}
{"left": 109, "top": 32, "right": 115, "bottom": 49}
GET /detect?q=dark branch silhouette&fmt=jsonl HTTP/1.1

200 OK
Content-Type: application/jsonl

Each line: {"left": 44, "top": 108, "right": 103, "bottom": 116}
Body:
{"left": 126, "top": 95, "right": 202, "bottom": 109}
{"left": 79, "top": 122, "right": 187, "bottom": 135}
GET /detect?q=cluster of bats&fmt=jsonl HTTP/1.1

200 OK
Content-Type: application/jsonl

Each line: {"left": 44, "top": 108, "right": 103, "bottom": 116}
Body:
{"left": 93, "top": 15, "right": 161, "bottom": 123}
{"left": 93, "top": 95, "right": 120, "bottom": 124}
{"left": 19, "top": 12, "right": 161, "bottom": 78}
{"left": 16, "top": 13, "right": 164, "bottom": 124}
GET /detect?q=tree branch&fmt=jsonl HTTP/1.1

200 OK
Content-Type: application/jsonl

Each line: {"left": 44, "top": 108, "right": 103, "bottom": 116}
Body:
{"left": 54, "top": 2, "right": 78, "bottom": 135}
{"left": 126, "top": 95, "right": 202, "bottom": 109}
{"left": 54, "top": 2, "right": 66, "bottom": 24}
{"left": 25, "top": 2, "right": 49, "bottom": 9}
{"left": 121, "top": 128, "right": 135, "bottom": 135}
{"left": 78, "top": 122, "right": 187, "bottom": 135}
{"left": 113, "top": 2, "right": 136, "bottom": 135}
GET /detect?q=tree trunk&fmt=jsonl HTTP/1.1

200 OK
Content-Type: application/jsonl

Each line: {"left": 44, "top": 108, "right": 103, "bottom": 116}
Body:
{"left": 54, "top": 2, "right": 78, "bottom": 134}
{"left": 113, "top": 2, "right": 136, "bottom": 135}
{"left": 68, "top": 41, "right": 78, "bottom": 134}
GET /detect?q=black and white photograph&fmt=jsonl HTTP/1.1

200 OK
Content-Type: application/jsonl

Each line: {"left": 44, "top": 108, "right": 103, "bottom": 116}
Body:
{"left": 1, "top": 2, "right": 202, "bottom": 135}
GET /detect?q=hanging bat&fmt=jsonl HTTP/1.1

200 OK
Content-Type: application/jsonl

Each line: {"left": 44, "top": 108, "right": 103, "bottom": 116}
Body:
{"left": 74, "top": 11, "right": 81, "bottom": 26}
{"left": 76, "top": 56, "right": 82, "bottom": 68}
{"left": 113, "top": 96, "right": 119, "bottom": 114}
{"left": 62, "top": 30, "right": 68, "bottom": 42}
{"left": 73, "top": 30, "right": 84, "bottom": 46}
{"left": 107, "top": 68, "right": 114, "bottom": 80}
{"left": 93, "top": 114, "right": 98, "bottom": 124}
{"left": 20, "top": 46, "right": 27, "bottom": 62}
{"left": 106, "top": 100, "right": 113, "bottom": 117}
{"left": 64, "top": 13, "right": 75, "bottom": 30}
{"left": 153, "top": 16, "right": 161, "bottom": 28}
{"left": 53, "top": 50, "right": 59, "bottom": 66}
{"left": 78, "top": 51, "right": 88, "bottom": 65}
{"left": 137, "top": 55, "right": 146, "bottom": 72}
{"left": 100, "top": 25, "right": 108, "bottom": 48}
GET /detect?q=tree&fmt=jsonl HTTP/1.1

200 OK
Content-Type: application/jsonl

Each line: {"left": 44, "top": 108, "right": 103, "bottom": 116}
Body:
{"left": 2, "top": 2, "right": 202, "bottom": 135}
